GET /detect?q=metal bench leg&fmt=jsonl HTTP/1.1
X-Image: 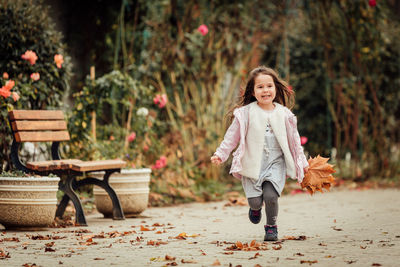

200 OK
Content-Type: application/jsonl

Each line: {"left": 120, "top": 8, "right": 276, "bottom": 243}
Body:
{"left": 55, "top": 194, "right": 69, "bottom": 219}
{"left": 58, "top": 175, "right": 87, "bottom": 226}
{"left": 102, "top": 171, "right": 125, "bottom": 220}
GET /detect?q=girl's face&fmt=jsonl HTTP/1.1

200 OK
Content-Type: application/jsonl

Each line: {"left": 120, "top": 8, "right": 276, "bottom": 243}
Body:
{"left": 253, "top": 74, "right": 276, "bottom": 109}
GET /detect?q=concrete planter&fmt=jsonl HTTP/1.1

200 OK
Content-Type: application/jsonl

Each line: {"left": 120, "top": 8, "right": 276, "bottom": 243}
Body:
{"left": 0, "top": 177, "right": 60, "bottom": 229}
{"left": 92, "top": 169, "right": 151, "bottom": 217}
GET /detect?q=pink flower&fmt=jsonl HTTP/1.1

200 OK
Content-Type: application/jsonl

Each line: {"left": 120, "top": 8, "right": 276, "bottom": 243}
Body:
{"left": 54, "top": 54, "right": 64, "bottom": 68}
{"left": 197, "top": 24, "right": 209, "bottom": 36}
{"left": 288, "top": 85, "right": 293, "bottom": 92}
{"left": 369, "top": 0, "right": 376, "bottom": 7}
{"left": 3, "top": 72, "right": 9, "bottom": 79}
{"left": 21, "top": 50, "right": 38, "bottom": 65}
{"left": 300, "top": 136, "right": 308, "bottom": 146}
{"left": 153, "top": 94, "right": 161, "bottom": 105}
{"left": 127, "top": 132, "right": 136, "bottom": 142}
{"left": 143, "top": 144, "right": 149, "bottom": 152}
{"left": 30, "top": 72, "right": 40, "bottom": 81}
{"left": 4, "top": 80, "right": 15, "bottom": 91}
{"left": 12, "top": 92, "right": 20, "bottom": 102}
{"left": 153, "top": 94, "right": 168, "bottom": 108}
{"left": 151, "top": 156, "right": 167, "bottom": 169}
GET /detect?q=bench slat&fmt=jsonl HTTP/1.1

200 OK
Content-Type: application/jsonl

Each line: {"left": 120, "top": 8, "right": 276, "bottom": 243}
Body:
{"left": 12, "top": 120, "right": 67, "bottom": 131}
{"left": 27, "top": 159, "right": 82, "bottom": 171}
{"left": 9, "top": 110, "right": 65, "bottom": 120}
{"left": 15, "top": 131, "right": 70, "bottom": 142}
{"left": 71, "top": 159, "right": 126, "bottom": 172}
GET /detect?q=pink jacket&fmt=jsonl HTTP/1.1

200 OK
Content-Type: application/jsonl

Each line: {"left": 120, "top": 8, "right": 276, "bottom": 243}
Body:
{"left": 214, "top": 102, "right": 309, "bottom": 182}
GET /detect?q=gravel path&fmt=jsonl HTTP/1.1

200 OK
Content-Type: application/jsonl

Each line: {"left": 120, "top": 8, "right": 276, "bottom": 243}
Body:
{"left": 1, "top": 188, "right": 400, "bottom": 266}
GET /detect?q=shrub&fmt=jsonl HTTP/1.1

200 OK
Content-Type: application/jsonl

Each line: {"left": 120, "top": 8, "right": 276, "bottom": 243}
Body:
{"left": 0, "top": 0, "right": 72, "bottom": 171}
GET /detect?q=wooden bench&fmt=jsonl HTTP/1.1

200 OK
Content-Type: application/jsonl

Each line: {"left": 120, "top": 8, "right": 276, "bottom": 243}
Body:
{"left": 8, "top": 110, "right": 127, "bottom": 226}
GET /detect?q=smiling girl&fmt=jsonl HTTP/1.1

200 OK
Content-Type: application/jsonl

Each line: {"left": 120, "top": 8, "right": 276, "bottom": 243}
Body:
{"left": 211, "top": 66, "right": 308, "bottom": 241}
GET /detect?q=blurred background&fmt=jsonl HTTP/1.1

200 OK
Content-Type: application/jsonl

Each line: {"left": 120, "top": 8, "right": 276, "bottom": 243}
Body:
{"left": 1, "top": 0, "right": 399, "bottom": 205}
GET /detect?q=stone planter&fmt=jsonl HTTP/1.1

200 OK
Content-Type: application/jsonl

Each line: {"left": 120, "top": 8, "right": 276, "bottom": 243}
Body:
{"left": 0, "top": 176, "right": 60, "bottom": 229}
{"left": 92, "top": 169, "right": 151, "bottom": 218}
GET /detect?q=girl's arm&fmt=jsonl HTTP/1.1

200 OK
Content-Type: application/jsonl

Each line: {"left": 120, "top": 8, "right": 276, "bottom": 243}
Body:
{"left": 288, "top": 115, "right": 309, "bottom": 169}
{"left": 213, "top": 116, "right": 241, "bottom": 163}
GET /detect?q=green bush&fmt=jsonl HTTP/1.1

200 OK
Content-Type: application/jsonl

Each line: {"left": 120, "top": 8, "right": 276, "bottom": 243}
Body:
{"left": 0, "top": 0, "right": 72, "bottom": 171}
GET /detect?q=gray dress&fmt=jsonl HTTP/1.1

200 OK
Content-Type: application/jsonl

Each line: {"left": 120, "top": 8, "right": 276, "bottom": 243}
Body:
{"left": 242, "top": 121, "right": 286, "bottom": 197}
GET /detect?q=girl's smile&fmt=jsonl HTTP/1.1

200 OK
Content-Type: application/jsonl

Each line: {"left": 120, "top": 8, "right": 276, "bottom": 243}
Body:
{"left": 253, "top": 74, "right": 276, "bottom": 110}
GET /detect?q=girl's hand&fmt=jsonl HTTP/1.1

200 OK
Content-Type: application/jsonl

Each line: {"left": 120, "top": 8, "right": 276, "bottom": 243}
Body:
{"left": 304, "top": 167, "right": 309, "bottom": 174}
{"left": 210, "top": 155, "right": 222, "bottom": 166}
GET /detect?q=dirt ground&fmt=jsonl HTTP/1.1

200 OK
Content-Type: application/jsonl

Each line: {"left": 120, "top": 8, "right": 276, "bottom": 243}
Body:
{"left": 1, "top": 188, "right": 399, "bottom": 267}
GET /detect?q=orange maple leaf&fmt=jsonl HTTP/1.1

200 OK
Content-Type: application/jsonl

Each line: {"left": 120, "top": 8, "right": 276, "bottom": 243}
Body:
{"left": 301, "top": 155, "right": 336, "bottom": 195}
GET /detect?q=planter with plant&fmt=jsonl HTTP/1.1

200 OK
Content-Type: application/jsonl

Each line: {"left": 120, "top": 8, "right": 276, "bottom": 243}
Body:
{"left": 91, "top": 168, "right": 151, "bottom": 217}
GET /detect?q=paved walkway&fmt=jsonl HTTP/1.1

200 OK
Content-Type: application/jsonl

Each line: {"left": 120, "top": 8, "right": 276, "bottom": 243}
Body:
{"left": 1, "top": 188, "right": 400, "bottom": 266}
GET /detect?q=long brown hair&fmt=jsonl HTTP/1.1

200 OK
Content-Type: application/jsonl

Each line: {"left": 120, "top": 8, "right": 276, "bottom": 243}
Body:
{"left": 225, "top": 66, "right": 295, "bottom": 125}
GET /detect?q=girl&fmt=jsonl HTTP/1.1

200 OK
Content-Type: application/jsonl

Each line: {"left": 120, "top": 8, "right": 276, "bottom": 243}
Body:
{"left": 211, "top": 66, "right": 308, "bottom": 241}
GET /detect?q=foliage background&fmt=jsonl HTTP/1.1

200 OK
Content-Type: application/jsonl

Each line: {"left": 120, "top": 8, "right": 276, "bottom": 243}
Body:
{"left": 1, "top": 0, "right": 400, "bottom": 204}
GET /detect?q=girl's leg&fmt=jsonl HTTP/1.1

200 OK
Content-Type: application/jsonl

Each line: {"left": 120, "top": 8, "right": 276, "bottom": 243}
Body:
{"left": 262, "top": 181, "right": 279, "bottom": 226}
{"left": 247, "top": 196, "right": 263, "bottom": 211}
{"left": 247, "top": 196, "right": 263, "bottom": 224}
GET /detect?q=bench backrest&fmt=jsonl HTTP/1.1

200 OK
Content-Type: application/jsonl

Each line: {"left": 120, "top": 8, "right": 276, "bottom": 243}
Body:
{"left": 8, "top": 110, "right": 70, "bottom": 142}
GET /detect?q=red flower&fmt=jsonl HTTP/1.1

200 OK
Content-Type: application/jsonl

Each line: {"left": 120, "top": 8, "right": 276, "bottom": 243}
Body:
{"left": 0, "top": 88, "right": 11, "bottom": 98}
{"left": 54, "top": 54, "right": 64, "bottom": 68}
{"left": 300, "top": 136, "right": 308, "bottom": 146}
{"left": 368, "top": 0, "right": 376, "bottom": 7}
{"left": 288, "top": 85, "right": 293, "bottom": 92}
{"left": 21, "top": 50, "right": 38, "bottom": 65}
{"left": 197, "top": 24, "right": 209, "bottom": 36}
{"left": 127, "top": 132, "right": 136, "bottom": 142}
{"left": 30, "top": 72, "right": 40, "bottom": 81}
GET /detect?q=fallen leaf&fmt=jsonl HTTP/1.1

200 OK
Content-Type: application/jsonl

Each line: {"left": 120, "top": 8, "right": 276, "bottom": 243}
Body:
{"left": 223, "top": 251, "right": 234, "bottom": 255}
{"left": 0, "top": 248, "right": 10, "bottom": 259}
{"left": 283, "top": 236, "right": 307, "bottom": 241}
{"left": 372, "top": 264, "right": 382, "bottom": 266}
{"left": 165, "top": 255, "right": 176, "bottom": 261}
{"left": 300, "top": 260, "right": 318, "bottom": 265}
{"left": 295, "top": 253, "right": 305, "bottom": 256}
{"left": 318, "top": 243, "right": 327, "bottom": 246}
{"left": 45, "top": 242, "right": 55, "bottom": 247}
{"left": 22, "top": 264, "right": 37, "bottom": 267}
{"left": 212, "top": 259, "right": 221, "bottom": 266}
{"left": 345, "top": 260, "right": 357, "bottom": 264}
{"left": 93, "top": 258, "right": 105, "bottom": 260}
{"left": 45, "top": 247, "right": 56, "bottom": 252}
{"left": 331, "top": 226, "right": 343, "bottom": 231}
{"left": 300, "top": 155, "right": 336, "bottom": 195}
{"left": 166, "top": 262, "right": 178, "bottom": 266}
{"left": 140, "top": 225, "right": 151, "bottom": 231}
{"left": 272, "top": 244, "right": 282, "bottom": 250}
{"left": 181, "top": 259, "right": 197, "bottom": 264}
{"left": 360, "top": 246, "right": 367, "bottom": 249}
{"left": 249, "top": 252, "right": 261, "bottom": 259}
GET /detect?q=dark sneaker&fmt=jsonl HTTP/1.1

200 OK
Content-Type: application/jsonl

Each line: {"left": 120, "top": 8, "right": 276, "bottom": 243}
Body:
{"left": 248, "top": 208, "right": 262, "bottom": 224}
{"left": 264, "top": 225, "right": 278, "bottom": 241}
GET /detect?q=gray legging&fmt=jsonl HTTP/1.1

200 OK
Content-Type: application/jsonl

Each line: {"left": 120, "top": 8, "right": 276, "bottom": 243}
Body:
{"left": 247, "top": 181, "right": 279, "bottom": 226}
